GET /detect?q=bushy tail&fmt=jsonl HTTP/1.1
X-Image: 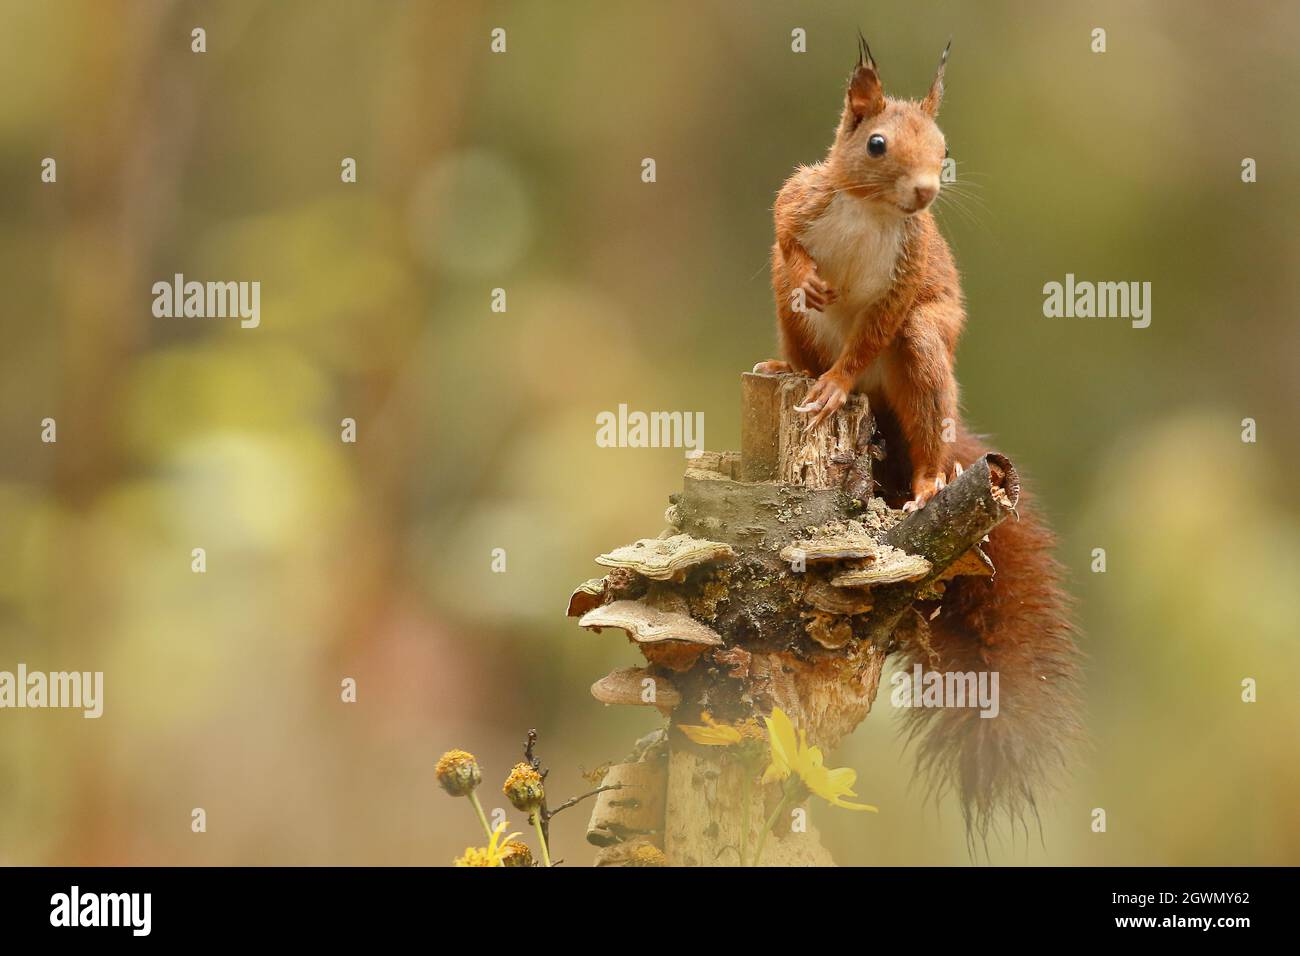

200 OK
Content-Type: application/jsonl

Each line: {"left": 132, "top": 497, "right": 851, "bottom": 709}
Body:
{"left": 886, "top": 424, "right": 1085, "bottom": 843}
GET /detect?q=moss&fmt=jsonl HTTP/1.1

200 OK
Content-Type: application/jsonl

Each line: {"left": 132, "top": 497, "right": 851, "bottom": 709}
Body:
{"left": 689, "top": 571, "right": 733, "bottom": 622}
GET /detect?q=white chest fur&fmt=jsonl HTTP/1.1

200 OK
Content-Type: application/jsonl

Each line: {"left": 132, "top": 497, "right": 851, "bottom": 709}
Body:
{"left": 798, "top": 194, "right": 904, "bottom": 381}
{"left": 801, "top": 193, "right": 904, "bottom": 307}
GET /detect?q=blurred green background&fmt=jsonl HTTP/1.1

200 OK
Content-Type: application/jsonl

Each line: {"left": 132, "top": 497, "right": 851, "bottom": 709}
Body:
{"left": 1, "top": 0, "right": 1297, "bottom": 866}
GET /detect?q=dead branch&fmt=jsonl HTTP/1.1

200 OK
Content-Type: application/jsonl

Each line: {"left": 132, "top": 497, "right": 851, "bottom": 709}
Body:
{"left": 567, "top": 372, "right": 1021, "bottom": 866}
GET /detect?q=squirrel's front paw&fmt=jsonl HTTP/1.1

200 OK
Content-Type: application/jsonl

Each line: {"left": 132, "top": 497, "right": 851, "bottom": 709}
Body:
{"left": 752, "top": 359, "right": 793, "bottom": 375}
{"left": 791, "top": 272, "right": 838, "bottom": 313}
{"left": 795, "top": 372, "right": 851, "bottom": 431}
{"left": 902, "top": 471, "right": 948, "bottom": 513}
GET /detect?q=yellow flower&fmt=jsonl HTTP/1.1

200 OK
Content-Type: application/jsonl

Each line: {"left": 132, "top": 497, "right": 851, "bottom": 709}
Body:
{"left": 761, "top": 707, "right": 877, "bottom": 812}
{"left": 454, "top": 846, "right": 494, "bottom": 867}
{"left": 678, "top": 711, "right": 765, "bottom": 747}
{"left": 453, "top": 820, "right": 522, "bottom": 867}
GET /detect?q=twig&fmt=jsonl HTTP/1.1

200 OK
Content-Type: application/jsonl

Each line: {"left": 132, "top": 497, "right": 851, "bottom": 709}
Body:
{"left": 524, "top": 729, "right": 552, "bottom": 842}
{"left": 545, "top": 784, "right": 624, "bottom": 820}
{"left": 523, "top": 729, "right": 548, "bottom": 780}
{"left": 864, "top": 453, "right": 1020, "bottom": 645}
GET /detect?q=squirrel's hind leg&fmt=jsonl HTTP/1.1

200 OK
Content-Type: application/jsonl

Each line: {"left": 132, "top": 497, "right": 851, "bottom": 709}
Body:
{"left": 883, "top": 307, "right": 960, "bottom": 511}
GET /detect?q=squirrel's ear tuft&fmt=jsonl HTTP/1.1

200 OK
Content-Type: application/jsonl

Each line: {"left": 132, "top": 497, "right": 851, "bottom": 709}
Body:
{"left": 847, "top": 32, "right": 885, "bottom": 122}
{"left": 921, "top": 40, "right": 951, "bottom": 118}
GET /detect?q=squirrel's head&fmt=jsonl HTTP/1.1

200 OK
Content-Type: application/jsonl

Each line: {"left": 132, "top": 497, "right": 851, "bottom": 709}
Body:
{"left": 830, "top": 36, "right": 949, "bottom": 218}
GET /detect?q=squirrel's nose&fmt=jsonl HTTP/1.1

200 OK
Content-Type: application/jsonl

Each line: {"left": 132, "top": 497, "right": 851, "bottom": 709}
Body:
{"left": 913, "top": 182, "right": 938, "bottom": 208}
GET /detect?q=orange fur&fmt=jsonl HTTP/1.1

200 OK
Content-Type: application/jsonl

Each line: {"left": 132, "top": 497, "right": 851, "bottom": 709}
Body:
{"left": 769, "top": 47, "right": 959, "bottom": 505}
{"left": 765, "top": 43, "right": 1083, "bottom": 842}
{"left": 895, "top": 423, "right": 1083, "bottom": 844}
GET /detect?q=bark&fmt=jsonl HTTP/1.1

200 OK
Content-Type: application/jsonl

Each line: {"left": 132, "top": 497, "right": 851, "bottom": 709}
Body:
{"left": 862, "top": 453, "right": 1021, "bottom": 645}
{"left": 665, "top": 751, "right": 836, "bottom": 867}
{"left": 575, "top": 372, "right": 1017, "bottom": 866}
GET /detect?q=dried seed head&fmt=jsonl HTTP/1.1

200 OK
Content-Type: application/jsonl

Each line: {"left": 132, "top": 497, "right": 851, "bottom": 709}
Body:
{"left": 435, "top": 749, "right": 482, "bottom": 797}
{"left": 502, "top": 763, "right": 545, "bottom": 812}
{"left": 499, "top": 840, "right": 535, "bottom": 867}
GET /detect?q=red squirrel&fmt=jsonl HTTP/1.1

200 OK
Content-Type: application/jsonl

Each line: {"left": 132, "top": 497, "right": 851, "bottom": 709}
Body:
{"left": 757, "top": 38, "right": 1083, "bottom": 841}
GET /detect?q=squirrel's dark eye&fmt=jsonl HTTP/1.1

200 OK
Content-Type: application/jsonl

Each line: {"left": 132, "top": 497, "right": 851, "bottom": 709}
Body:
{"left": 867, "top": 134, "right": 887, "bottom": 157}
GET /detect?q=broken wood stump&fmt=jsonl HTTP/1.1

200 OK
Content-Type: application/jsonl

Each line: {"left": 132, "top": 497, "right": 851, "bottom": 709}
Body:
{"left": 568, "top": 371, "right": 1019, "bottom": 866}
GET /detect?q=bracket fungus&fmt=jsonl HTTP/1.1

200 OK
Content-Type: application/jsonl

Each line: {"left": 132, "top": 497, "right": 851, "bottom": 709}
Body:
{"left": 568, "top": 372, "right": 1021, "bottom": 865}
{"left": 829, "top": 545, "right": 933, "bottom": 587}
{"left": 595, "top": 534, "right": 736, "bottom": 581}
{"left": 800, "top": 580, "right": 874, "bottom": 616}
{"left": 579, "top": 599, "right": 723, "bottom": 672}
{"left": 579, "top": 600, "right": 724, "bottom": 647}
{"left": 566, "top": 577, "right": 609, "bottom": 618}
{"left": 590, "top": 666, "right": 680, "bottom": 713}
{"left": 779, "top": 525, "right": 881, "bottom": 564}
{"left": 935, "top": 544, "right": 995, "bottom": 582}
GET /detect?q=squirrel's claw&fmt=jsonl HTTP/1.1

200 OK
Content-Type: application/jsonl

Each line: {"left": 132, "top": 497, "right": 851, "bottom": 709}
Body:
{"left": 797, "top": 376, "right": 849, "bottom": 431}
{"left": 793, "top": 274, "right": 837, "bottom": 313}
{"left": 903, "top": 471, "right": 948, "bottom": 512}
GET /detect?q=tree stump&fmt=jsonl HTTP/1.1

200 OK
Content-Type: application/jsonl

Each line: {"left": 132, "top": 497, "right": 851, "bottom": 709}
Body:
{"left": 569, "top": 372, "right": 1020, "bottom": 866}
